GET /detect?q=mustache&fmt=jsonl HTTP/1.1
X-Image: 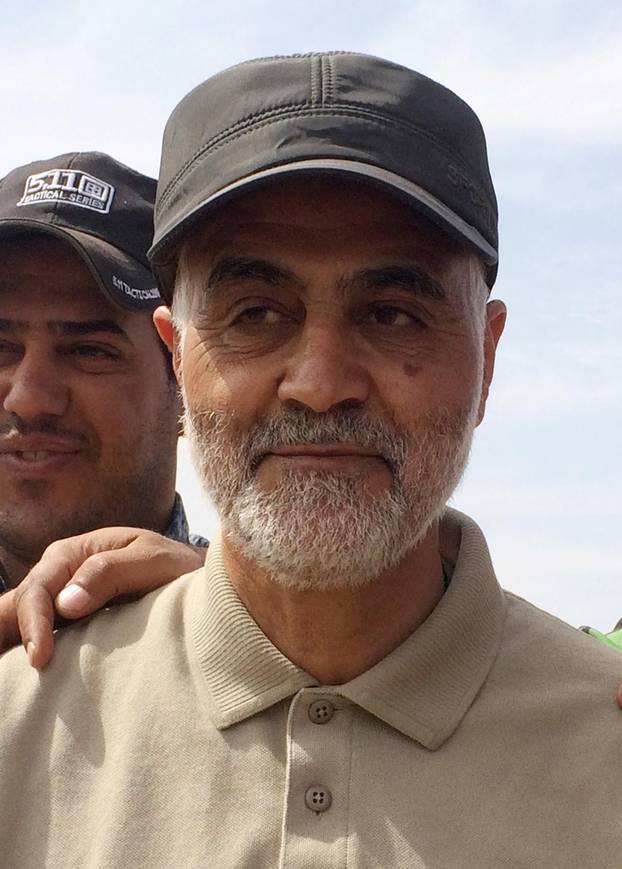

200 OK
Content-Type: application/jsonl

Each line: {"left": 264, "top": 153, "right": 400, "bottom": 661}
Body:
{"left": 0, "top": 415, "right": 89, "bottom": 444}
{"left": 190, "top": 405, "right": 410, "bottom": 474}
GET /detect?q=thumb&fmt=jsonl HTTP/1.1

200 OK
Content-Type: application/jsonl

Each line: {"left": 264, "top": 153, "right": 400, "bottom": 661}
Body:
{"left": 55, "top": 535, "right": 202, "bottom": 619}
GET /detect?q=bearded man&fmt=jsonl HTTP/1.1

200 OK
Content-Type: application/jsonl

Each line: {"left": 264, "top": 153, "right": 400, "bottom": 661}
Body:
{"left": 1, "top": 53, "right": 621, "bottom": 869}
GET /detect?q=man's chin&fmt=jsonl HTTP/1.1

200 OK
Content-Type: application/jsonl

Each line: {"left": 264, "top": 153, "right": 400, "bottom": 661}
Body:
{"left": 0, "top": 504, "right": 98, "bottom": 562}
{"left": 220, "top": 480, "right": 417, "bottom": 590}
{"left": 251, "top": 464, "right": 394, "bottom": 503}
{"left": 255, "top": 453, "right": 392, "bottom": 484}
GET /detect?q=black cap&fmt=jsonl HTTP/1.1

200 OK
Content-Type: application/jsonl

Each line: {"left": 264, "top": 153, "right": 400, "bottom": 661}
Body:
{"left": 0, "top": 152, "right": 162, "bottom": 311}
{"left": 150, "top": 52, "right": 499, "bottom": 301}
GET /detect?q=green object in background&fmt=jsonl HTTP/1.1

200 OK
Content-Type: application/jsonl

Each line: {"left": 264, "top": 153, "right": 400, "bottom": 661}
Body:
{"left": 580, "top": 624, "right": 622, "bottom": 652}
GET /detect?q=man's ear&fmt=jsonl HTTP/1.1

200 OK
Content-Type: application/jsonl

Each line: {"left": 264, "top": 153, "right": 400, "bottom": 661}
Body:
{"left": 477, "top": 299, "right": 507, "bottom": 425}
{"left": 153, "top": 306, "right": 182, "bottom": 382}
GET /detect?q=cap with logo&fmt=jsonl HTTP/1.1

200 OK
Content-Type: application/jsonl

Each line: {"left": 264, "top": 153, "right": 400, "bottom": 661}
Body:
{"left": 150, "top": 51, "right": 499, "bottom": 301}
{"left": 0, "top": 152, "right": 161, "bottom": 310}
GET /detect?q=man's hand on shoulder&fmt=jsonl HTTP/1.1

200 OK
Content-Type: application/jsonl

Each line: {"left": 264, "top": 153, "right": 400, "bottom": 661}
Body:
{"left": 0, "top": 528, "right": 206, "bottom": 669}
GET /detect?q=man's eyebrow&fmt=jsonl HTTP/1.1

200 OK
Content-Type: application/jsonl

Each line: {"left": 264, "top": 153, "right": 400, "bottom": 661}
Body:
{"left": 207, "top": 256, "right": 298, "bottom": 292}
{"left": 49, "top": 320, "right": 131, "bottom": 341}
{"left": 0, "top": 318, "right": 132, "bottom": 341}
{"left": 352, "top": 265, "right": 447, "bottom": 300}
{"left": 0, "top": 318, "right": 28, "bottom": 333}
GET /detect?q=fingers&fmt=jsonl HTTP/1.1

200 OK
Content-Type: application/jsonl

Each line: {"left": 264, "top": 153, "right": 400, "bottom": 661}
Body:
{"left": 13, "top": 528, "right": 140, "bottom": 668}
{"left": 5, "top": 546, "right": 76, "bottom": 667}
{"left": 54, "top": 535, "right": 204, "bottom": 619}
{"left": 54, "top": 548, "right": 150, "bottom": 618}
{"left": 54, "top": 550, "right": 133, "bottom": 618}
{"left": 0, "top": 589, "right": 21, "bottom": 654}
{"left": 15, "top": 583, "right": 56, "bottom": 669}
{"left": 10, "top": 528, "right": 205, "bottom": 670}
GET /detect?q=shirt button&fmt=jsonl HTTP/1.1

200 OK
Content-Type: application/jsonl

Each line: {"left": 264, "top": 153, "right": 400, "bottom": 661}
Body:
{"left": 305, "top": 785, "right": 332, "bottom": 813}
{"left": 308, "top": 699, "right": 335, "bottom": 724}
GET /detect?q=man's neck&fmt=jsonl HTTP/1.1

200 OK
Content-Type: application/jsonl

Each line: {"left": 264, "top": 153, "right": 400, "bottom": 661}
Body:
{"left": 221, "top": 523, "right": 445, "bottom": 685}
{"left": 0, "top": 490, "right": 180, "bottom": 593}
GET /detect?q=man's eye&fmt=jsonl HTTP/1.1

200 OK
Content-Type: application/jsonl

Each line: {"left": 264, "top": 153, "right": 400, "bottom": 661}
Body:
{"left": 232, "top": 306, "right": 285, "bottom": 326}
{"left": 366, "top": 305, "right": 418, "bottom": 327}
{"left": 61, "top": 345, "right": 121, "bottom": 366}
{"left": 68, "top": 345, "right": 116, "bottom": 358}
{"left": 0, "top": 340, "right": 20, "bottom": 356}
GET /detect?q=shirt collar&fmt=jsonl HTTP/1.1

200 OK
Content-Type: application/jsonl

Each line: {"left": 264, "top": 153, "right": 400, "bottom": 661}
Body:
{"left": 187, "top": 508, "right": 506, "bottom": 749}
{"left": 188, "top": 542, "right": 317, "bottom": 727}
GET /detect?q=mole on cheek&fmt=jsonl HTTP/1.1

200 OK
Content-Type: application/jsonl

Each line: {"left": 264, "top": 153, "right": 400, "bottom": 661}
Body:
{"left": 402, "top": 362, "right": 420, "bottom": 378}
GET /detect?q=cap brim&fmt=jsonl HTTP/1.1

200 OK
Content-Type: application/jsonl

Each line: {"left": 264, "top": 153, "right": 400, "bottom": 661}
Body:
{"left": 150, "top": 158, "right": 499, "bottom": 301}
{"left": 0, "top": 218, "right": 161, "bottom": 311}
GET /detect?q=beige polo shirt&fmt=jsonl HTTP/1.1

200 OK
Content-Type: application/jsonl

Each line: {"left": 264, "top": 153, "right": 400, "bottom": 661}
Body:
{"left": 1, "top": 509, "right": 621, "bottom": 868}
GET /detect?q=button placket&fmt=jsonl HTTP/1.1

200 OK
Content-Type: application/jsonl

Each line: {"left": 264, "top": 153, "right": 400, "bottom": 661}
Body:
{"left": 278, "top": 689, "right": 353, "bottom": 869}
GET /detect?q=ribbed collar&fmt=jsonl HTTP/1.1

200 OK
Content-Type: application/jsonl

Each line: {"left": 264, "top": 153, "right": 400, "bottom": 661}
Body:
{"left": 187, "top": 508, "right": 506, "bottom": 750}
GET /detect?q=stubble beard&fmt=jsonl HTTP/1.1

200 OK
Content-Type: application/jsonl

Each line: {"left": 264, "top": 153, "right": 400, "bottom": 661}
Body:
{"left": 184, "top": 398, "right": 478, "bottom": 591}
{"left": 0, "top": 415, "right": 175, "bottom": 570}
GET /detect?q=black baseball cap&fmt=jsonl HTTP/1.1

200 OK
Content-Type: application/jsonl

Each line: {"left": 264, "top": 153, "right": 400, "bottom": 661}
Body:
{"left": 150, "top": 51, "right": 499, "bottom": 301}
{"left": 0, "top": 152, "right": 162, "bottom": 311}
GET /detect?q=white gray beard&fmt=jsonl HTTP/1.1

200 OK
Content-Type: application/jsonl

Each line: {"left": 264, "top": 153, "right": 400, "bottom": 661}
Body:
{"left": 184, "top": 401, "right": 477, "bottom": 591}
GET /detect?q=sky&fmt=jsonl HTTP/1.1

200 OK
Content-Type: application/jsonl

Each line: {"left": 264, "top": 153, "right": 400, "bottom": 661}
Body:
{"left": 1, "top": 0, "right": 620, "bottom": 629}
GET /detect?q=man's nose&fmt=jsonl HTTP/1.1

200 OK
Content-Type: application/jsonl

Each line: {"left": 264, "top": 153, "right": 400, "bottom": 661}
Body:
{"left": 277, "top": 317, "right": 370, "bottom": 412}
{"left": 2, "top": 354, "right": 70, "bottom": 420}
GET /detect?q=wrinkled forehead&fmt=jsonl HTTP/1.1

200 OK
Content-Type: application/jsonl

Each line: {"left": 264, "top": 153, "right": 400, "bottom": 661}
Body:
{"left": 193, "top": 175, "right": 464, "bottom": 249}
{"left": 180, "top": 176, "right": 478, "bottom": 301}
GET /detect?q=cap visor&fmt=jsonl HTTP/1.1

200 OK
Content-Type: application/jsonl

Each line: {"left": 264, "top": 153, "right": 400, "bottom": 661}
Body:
{"left": 150, "top": 158, "right": 499, "bottom": 300}
{"left": 0, "top": 219, "right": 161, "bottom": 311}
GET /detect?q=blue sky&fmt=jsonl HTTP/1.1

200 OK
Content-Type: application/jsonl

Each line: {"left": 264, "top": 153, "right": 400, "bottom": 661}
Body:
{"left": 1, "top": 0, "right": 620, "bottom": 628}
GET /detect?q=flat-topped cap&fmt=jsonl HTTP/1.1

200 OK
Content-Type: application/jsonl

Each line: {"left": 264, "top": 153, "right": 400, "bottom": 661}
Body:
{"left": 150, "top": 52, "right": 499, "bottom": 300}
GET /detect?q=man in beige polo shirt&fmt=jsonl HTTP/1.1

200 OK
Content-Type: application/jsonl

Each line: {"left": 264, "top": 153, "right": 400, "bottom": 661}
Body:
{"left": 1, "top": 53, "right": 621, "bottom": 869}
